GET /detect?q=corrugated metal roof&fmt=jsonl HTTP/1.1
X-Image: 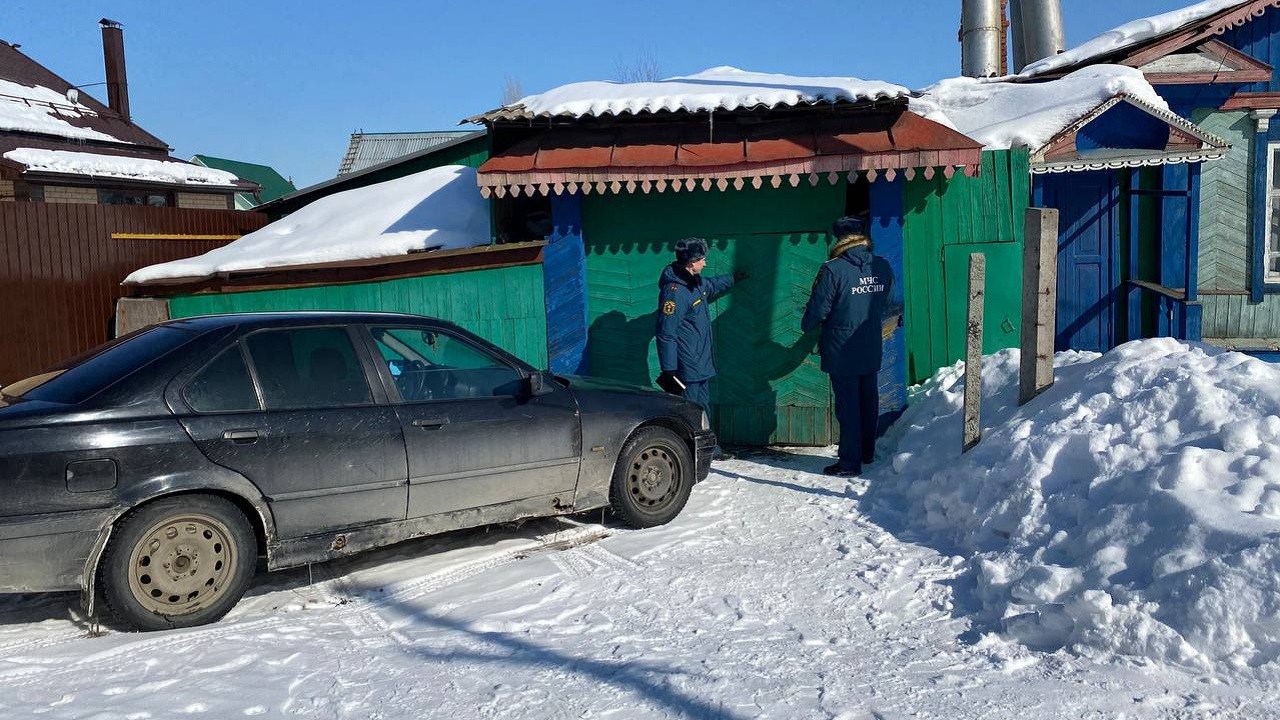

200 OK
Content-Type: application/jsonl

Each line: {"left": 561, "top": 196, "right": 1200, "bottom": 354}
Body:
{"left": 338, "top": 131, "right": 480, "bottom": 175}
{"left": 192, "top": 154, "right": 295, "bottom": 204}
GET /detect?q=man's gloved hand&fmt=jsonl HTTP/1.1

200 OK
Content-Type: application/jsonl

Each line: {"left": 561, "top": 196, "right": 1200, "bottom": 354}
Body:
{"left": 656, "top": 371, "right": 685, "bottom": 395}
{"left": 733, "top": 270, "right": 749, "bottom": 282}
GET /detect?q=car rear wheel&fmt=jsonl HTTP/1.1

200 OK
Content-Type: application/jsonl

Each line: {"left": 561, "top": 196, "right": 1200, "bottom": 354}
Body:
{"left": 98, "top": 495, "right": 256, "bottom": 631}
{"left": 609, "top": 426, "right": 693, "bottom": 528}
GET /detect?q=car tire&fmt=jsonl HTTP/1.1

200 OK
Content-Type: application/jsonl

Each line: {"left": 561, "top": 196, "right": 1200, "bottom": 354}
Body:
{"left": 609, "top": 425, "right": 694, "bottom": 528}
{"left": 97, "top": 495, "right": 256, "bottom": 631}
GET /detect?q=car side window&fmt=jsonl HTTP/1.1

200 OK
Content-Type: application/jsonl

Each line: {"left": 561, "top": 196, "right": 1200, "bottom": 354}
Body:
{"left": 371, "top": 326, "right": 522, "bottom": 402}
{"left": 245, "top": 327, "right": 372, "bottom": 409}
{"left": 185, "top": 345, "right": 260, "bottom": 413}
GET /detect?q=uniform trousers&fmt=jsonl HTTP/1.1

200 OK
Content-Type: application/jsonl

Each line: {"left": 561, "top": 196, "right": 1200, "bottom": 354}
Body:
{"left": 830, "top": 372, "right": 879, "bottom": 473}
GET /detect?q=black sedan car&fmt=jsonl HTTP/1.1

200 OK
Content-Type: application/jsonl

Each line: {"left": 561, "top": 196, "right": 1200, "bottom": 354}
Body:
{"left": 0, "top": 312, "right": 715, "bottom": 630}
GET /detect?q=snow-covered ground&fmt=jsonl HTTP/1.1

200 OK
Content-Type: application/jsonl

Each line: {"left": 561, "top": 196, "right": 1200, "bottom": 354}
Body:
{"left": 3, "top": 340, "right": 1280, "bottom": 718}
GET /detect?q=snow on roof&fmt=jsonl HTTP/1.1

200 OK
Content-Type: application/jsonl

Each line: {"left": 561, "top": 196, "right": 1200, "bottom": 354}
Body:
{"left": 0, "top": 78, "right": 124, "bottom": 142}
{"left": 476, "top": 66, "right": 910, "bottom": 121}
{"left": 910, "top": 65, "right": 1172, "bottom": 151}
{"left": 874, "top": 338, "right": 1280, "bottom": 671}
{"left": 5, "top": 148, "right": 239, "bottom": 187}
{"left": 1021, "top": 0, "right": 1249, "bottom": 76}
{"left": 126, "top": 165, "right": 490, "bottom": 285}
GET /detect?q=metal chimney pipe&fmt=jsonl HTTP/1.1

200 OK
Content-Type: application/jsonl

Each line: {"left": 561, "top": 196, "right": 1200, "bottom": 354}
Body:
{"left": 1009, "top": 0, "right": 1027, "bottom": 74}
{"left": 1013, "top": 0, "right": 1066, "bottom": 72}
{"left": 961, "top": 0, "right": 1004, "bottom": 77}
{"left": 99, "top": 18, "right": 129, "bottom": 120}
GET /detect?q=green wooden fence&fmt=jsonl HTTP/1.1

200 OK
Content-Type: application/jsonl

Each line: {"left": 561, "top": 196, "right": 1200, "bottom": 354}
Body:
{"left": 168, "top": 265, "right": 548, "bottom": 368}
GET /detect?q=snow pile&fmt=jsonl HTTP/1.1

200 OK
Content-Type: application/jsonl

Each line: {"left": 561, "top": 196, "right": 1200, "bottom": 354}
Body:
{"left": 503, "top": 66, "right": 909, "bottom": 119}
{"left": 910, "top": 65, "right": 1170, "bottom": 151}
{"left": 126, "top": 165, "right": 491, "bottom": 284}
{"left": 1022, "top": 0, "right": 1248, "bottom": 76}
{"left": 871, "top": 339, "right": 1280, "bottom": 674}
{"left": 4, "top": 148, "right": 239, "bottom": 187}
{"left": 0, "top": 79, "right": 123, "bottom": 142}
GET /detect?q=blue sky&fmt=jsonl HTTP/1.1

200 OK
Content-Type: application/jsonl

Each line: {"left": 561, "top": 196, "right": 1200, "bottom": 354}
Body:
{"left": 3, "top": 1, "right": 1196, "bottom": 188}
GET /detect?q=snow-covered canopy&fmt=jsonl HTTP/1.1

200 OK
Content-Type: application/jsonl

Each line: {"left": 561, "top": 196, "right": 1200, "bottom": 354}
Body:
{"left": 910, "top": 65, "right": 1172, "bottom": 151}
{"left": 126, "top": 165, "right": 490, "bottom": 285}
{"left": 480, "top": 66, "right": 910, "bottom": 121}
{"left": 5, "top": 148, "right": 239, "bottom": 187}
{"left": 0, "top": 78, "right": 124, "bottom": 142}
{"left": 1022, "top": 0, "right": 1249, "bottom": 76}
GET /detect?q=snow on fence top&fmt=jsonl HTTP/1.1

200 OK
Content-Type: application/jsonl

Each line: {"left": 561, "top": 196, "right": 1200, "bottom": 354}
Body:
{"left": 4, "top": 148, "right": 240, "bottom": 187}
{"left": 476, "top": 66, "right": 910, "bottom": 121}
{"left": 125, "top": 165, "right": 491, "bottom": 285}
{"left": 910, "top": 65, "right": 1171, "bottom": 151}
{"left": 1021, "top": 0, "right": 1249, "bottom": 76}
{"left": 0, "top": 78, "right": 124, "bottom": 143}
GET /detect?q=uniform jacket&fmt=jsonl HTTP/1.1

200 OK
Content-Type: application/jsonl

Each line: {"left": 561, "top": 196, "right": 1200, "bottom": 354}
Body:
{"left": 801, "top": 245, "right": 895, "bottom": 377}
{"left": 655, "top": 263, "right": 736, "bottom": 382}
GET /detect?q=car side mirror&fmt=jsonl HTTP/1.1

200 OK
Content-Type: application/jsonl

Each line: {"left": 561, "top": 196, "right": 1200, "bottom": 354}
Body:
{"left": 525, "top": 371, "right": 552, "bottom": 397}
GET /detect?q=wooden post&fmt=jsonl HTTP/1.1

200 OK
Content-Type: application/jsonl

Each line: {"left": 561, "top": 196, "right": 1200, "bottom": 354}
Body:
{"left": 963, "top": 253, "right": 985, "bottom": 453}
{"left": 1019, "top": 207, "right": 1059, "bottom": 405}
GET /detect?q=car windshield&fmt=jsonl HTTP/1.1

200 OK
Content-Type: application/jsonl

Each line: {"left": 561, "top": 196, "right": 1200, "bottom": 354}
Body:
{"left": 2, "top": 325, "right": 203, "bottom": 405}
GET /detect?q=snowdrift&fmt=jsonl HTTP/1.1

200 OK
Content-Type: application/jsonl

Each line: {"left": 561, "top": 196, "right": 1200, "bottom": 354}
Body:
{"left": 872, "top": 339, "right": 1280, "bottom": 674}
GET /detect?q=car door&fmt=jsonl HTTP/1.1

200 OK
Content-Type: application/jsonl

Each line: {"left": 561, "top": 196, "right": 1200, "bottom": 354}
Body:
{"left": 175, "top": 325, "right": 408, "bottom": 538}
{"left": 363, "top": 323, "right": 581, "bottom": 518}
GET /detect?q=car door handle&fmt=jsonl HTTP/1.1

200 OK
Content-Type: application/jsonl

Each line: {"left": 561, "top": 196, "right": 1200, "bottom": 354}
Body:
{"left": 222, "top": 429, "right": 260, "bottom": 444}
{"left": 411, "top": 418, "right": 449, "bottom": 430}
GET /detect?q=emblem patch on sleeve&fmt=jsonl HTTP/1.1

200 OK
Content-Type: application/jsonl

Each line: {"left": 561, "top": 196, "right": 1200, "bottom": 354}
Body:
{"left": 662, "top": 299, "right": 677, "bottom": 315}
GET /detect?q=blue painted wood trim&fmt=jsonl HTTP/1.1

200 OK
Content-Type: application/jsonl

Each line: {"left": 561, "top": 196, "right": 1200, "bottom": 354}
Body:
{"left": 1186, "top": 163, "right": 1201, "bottom": 304}
{"left": 1125, "top": 170, "right": 1143, "bottom": 341}
{"left": 1252, "top": 118, "right": 1270, "bottom": 303}
{"left": 1161, "top": 164, "right": 1189, "bottom": 291}
{"left": 870, "top": 177, "right": 907, "bottom": 433}
{"left": 545, "top": 192, "right": 590, "bottom": 374}
{"left": 1184, "top": 302, "right": 1203, "bottom": 341}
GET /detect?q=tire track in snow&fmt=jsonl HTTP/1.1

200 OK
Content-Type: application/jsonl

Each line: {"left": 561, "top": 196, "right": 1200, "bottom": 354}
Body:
{"left": 2, "top": 520, "right": 611, "bottom": 689}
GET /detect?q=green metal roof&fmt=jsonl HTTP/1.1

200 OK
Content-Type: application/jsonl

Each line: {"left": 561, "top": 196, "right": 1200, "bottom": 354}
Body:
{"left": 191, "top": 154, "right": 296, "bottom": 205}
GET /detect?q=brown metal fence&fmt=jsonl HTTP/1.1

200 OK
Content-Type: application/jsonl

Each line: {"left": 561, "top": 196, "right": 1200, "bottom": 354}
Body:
{"left": 0, "top": 203, "right": 268, "bottom": 384}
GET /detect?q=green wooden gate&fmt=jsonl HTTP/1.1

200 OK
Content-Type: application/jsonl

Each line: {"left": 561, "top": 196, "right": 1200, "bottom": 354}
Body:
{"left": 582, "top": 184, "right": 844, "bottom": 446}
{"left": 167, "top": 265, "right": 548, "bottom": 368}
{"left": 901, "top": 150, "right": 1029, "bottom": 382}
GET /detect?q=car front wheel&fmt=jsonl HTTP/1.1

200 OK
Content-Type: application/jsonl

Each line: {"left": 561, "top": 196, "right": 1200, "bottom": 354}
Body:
{"left": 609, "top": 426, "right": 694, "bottom": 528}
{"left": 97, "top": 495, "right": 256, "bottom": 631}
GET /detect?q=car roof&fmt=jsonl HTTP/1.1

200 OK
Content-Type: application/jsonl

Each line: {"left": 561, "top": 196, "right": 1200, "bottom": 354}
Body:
{"left": 160, "top": 311, "right": 450, "bottom": 331}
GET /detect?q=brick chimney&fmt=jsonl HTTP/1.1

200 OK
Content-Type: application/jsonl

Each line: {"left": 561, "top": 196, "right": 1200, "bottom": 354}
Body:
{"left": 99, "top": 18, "right": 129, "bottom": 121}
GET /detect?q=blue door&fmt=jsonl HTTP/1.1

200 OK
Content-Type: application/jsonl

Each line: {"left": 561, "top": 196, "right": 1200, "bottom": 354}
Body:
{"left": 1038, "top": 171, "right": 1119, "bottom": 352}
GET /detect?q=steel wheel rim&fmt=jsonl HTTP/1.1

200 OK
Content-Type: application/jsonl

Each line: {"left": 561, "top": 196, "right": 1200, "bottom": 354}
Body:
{"left": 628, "top": 443, "right": 682, "bottom": 512}
{"left": 126, "top": 512, "right": 238, "bottom": 616}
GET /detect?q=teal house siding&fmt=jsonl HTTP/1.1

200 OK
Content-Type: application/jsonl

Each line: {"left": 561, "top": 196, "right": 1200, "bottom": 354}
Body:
{"left": 168, "top": 265, "right": 548, "bottom": 368}
{"left": 1194, "top": 110, "right": 1252, "bottom": 293}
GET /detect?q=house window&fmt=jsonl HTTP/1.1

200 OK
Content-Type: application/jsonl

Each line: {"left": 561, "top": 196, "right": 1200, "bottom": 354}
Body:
{"left": 1267, "top": 143, "right": 1280, "bottom": 283}
{"left": 98, "top": 188, "right": 173, "bottom": 207}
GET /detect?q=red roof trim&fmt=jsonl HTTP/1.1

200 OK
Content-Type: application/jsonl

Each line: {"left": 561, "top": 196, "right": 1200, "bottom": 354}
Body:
{"left": 476, "top": 111, "right": 982, "bottom": 194}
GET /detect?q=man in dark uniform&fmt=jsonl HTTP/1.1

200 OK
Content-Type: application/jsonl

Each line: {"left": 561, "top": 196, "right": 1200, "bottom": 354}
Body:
{"left": 802, "top": 216, "right": 895, "bottom": 477}
{"left": 655, "top": 237, "right": 744, "bottom": 458}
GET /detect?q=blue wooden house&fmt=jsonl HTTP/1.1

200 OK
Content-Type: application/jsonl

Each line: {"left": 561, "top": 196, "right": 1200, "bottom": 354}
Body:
{"left": 1022, "top": 0, "right": 1280, "bottom": 358}
{"left": 916, "top": 67, "right": 1229, "bottom": 353}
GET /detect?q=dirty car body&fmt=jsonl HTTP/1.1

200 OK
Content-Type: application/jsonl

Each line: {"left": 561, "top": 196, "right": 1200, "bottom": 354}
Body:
{"left": 0, "top": 312, "right": 714, "bottom": 627}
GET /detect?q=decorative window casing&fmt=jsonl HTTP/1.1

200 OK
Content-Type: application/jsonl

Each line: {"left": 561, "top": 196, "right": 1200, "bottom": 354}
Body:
{"left": 1266, "top": 142, "right": 1280, "bottom": 283}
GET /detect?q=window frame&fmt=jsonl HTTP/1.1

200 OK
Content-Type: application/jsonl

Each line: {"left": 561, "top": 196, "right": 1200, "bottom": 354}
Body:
{"left": 239, "top": 324, "right": 380, "bottom": 411}
{"left": 180, "top": 340, "right": 264, "bottom": 415}
{"left": 1265, "top": 142, "right": 1280, "bottom": 284}
{"left": 361, "top": 323, "right": 527, "bottom": 405}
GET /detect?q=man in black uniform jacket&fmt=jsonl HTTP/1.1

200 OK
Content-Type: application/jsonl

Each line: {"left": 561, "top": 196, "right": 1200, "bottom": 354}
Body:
{"left": 801, "top": 216, "right": 895, "bottom": 477}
